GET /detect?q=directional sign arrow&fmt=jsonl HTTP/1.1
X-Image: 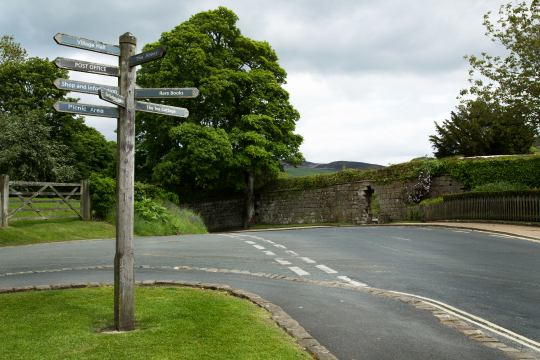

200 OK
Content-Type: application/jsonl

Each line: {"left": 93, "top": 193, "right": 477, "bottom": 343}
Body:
{"left": 130, "top": 46, "right": 166, "bottom": 67}
{"left": 54, "top": 78, "right": 119, "bottom": 95}
{"left": 99, "top": 89, "right": 125, "bottom": 107}
{"left": 54, "top": 33, "right": 120, "bottom": 56}
{"left": 135, "top": 87, "right": 199, "bottom": 99}
{"left": 135, "top": 101, "right": 188, "bottom": 117}
{"left": 54, "top": 57, "right": 120, "bottom": 77}
{"left": 53, "top": 101, "right": 119, "bottom": 118}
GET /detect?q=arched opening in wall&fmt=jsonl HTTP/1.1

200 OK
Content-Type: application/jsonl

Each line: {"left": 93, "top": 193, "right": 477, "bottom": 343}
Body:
{"left": 371, "top": 193, "right": 379, "bottom": 222}
{"left": 361, "top": 186, "right": 375, "bottom": 224}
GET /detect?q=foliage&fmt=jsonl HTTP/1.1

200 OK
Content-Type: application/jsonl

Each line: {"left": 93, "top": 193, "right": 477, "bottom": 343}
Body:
{"left": 444, "top": 189, "right": 540, "bottom": 201}
{"left": 371, "top": 194, "right": 380, "bottom": 215}
{"left": 401, "top": 171, "right": 432, "bottom": 204}
{"left": 89, "top": 174, "right": 180, "bottom": 219}
{"left": 403, "top": 208, "right": 424, "bottom": 221}
{"left": 430, "top": 100, "right": 536, "bottom": 158}
{"left": 0, "top": 49, "right": 115, "bottom": 180}
{"left": 460, "top": 0, "right": 540, "bottom": 128}
{"left": 106, "top": 201, "right": 207, "bottom": 236}
{"left": 70, "top": 126, "right": 116, "bottom": 180}
{"left": 0, "top": 35, "right": 27, "bottom": 65}
{"left": 471, "top": 180, "right": 530, "bottom": 192}
{"left": 134, "top": 197, "right": 170, "bottom": 223}
{"left": 0, "top": 111, "right": 76, "bottom": 182}
{"left": 135, "top": 7, "right": 304, "bottom": 227}
{"left": 418, "top": 197, "right": 443, "bottom": 206}
{"left": 88, "top": 173, "right": 117, "bottom": 219}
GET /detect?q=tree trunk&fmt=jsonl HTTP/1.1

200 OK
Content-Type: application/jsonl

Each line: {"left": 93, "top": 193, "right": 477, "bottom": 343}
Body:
{"left": 243, "top": 170, "right": 254, "bottom": 229}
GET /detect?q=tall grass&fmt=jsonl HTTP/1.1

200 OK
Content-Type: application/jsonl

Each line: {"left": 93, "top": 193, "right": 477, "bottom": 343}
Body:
{"left": 106, "top": 200, "right": 208, "bottom": 236}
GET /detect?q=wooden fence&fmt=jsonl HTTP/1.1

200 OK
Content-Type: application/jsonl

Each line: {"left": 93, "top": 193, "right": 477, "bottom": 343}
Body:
{"left": 402, "top": 196, "right": 540, "bottom": 222}
{"left": 0, "top": 174, "right": 90, "bottom": 227}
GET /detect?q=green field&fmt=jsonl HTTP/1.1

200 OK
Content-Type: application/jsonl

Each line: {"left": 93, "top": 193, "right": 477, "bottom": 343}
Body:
{"left": 8, "top": 196, "right": 80, "bottom": 220}
{"left": 284, "top": 168, "right": 337, "bottom": 177}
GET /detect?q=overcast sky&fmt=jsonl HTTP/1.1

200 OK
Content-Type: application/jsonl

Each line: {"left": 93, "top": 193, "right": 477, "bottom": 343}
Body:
{"left": 2, "top": 0, "right": 510, "bottom": 166}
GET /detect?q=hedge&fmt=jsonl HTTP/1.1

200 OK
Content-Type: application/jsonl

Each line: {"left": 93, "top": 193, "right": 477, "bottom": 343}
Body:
{"left": 443, "top": 189, "right": 540, "bottom": 201}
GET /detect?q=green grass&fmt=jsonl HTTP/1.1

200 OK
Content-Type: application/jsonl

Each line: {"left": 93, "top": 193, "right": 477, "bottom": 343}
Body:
{"left": 0, "top": 218, "right": 116, "bottom": 247}
{"left": 0, "top": 286, "right": 309, "bottom": 360}
{"left": 284, "top": 168, "right": 337, "bottom": 177}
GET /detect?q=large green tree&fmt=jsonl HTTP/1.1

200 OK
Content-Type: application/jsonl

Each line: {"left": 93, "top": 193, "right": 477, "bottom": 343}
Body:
{"left": 461, "top": 0, "right": 540, "bottom": 128}
{"left": 136, "top": 7, "right": 304, "bottom": 228}
{"left": 430, "top": 100, "right": 536, "bottom": 158}
{"left": 0, "top": 37, "right": 115, "bottom": 181}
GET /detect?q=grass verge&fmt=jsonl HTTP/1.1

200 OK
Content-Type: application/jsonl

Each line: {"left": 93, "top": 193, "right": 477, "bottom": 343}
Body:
{"left": 0, "top": 286, "right": 309, "bottom": 360}
{"left": 0, "top": 218, "right": 116, "bottom": 247}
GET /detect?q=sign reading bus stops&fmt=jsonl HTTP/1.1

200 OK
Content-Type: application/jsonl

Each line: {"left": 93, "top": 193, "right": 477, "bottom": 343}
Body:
{"left": 135, "top": 87, "right": 199, "bottom": 99}
{"left": 99, "top": 88, "right": 125, "bottom": 107}
{"left": 53, "top": 101, "right": 119, "bottom": 118}
{"left": 130, "top": 46, "right": 166, "bottom": 67}
{"left": 54, "top": 33, "right": 120, "bottom": 56}
{"left": 54, "top": 78, "right": 119, "bottom": 95}
{"left": 54, "top": 57, "right": 120, "bottom": 76}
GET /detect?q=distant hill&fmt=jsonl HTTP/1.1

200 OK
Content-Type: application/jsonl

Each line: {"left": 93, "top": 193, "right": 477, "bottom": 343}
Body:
{"left": 283, "top": 160, "right": 385, "bottom": 170}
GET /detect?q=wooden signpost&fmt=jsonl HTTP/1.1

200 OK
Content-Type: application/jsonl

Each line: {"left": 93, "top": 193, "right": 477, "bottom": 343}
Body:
{"left": 53, "top": 32, "right": 198, "bottom": 331}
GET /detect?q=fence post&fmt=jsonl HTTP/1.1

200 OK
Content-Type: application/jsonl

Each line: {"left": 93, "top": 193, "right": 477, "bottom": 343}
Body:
{"left": 0, "top": 174, "right": 8, "bottom": 227}
{"left": 81, "top": 179, "right": 91, "bottom": 221}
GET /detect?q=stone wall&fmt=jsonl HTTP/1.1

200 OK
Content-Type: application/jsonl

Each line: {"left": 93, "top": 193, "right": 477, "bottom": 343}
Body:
{"left": 180, "top": 175, "right": 467, "bottom": 231}
{"left": 180, "top": 196, "right": 245, "bottom": 232}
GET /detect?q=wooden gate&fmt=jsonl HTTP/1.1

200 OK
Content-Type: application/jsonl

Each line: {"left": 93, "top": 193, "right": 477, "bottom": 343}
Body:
{"left": 0, "top": 174, "right": 90, "bottom": 227}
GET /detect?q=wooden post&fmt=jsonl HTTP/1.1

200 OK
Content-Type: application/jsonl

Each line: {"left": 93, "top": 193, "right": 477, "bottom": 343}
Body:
{"left": 114, "top": 32, "right": 137, "bottom": 332}
{"left": 81, "top": 179, "right": 91, "bottom": 221}
{"left": 0, "top": 174, "right": 8, "bottom": 227}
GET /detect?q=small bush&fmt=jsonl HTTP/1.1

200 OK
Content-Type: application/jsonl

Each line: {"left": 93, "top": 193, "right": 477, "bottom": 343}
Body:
{"left": 471, "top": 180, "right": 529, "bottom": 192}
{"left": 106, "top": 199, "right": 207, "bottom": 236}
{"left": 418, "top": 197, "right": 443, "bottom": 206}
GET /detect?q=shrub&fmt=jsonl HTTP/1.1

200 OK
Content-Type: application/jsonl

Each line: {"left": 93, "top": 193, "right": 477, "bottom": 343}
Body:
{"left": 106, "top": 200, "right": 207, "bottom": 236}
{"left": 418, "top": 197, "right": 443, "bottom": 206}
{"left": 401, "top": 171, "right": 432, "bottom": 204}
{"left": 89, "top": 174, "right": 179, "bottom": 219}
{"left": 471, "top": 181, "right": 529, "bottom": 192}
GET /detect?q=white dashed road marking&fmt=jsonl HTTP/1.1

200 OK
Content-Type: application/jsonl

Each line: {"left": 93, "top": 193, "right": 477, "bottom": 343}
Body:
{"left": 253, "top": 245, "right": 265, "bottom": 250}
{"left": 245, "top": 241, "right": 256, "bottom": 244}
{"left": 391, "top": 236, "right": 410, "bottom": 241}
{"left": 274, "top": 244, "right": 287, "bottom": 249}
{"left": 316, "top": 265, "right": 338, "bottom": 274}
{"left": 275, "top": 258, "right": 292, "bottom": 265}
{"left": 285, "top": 250, "right": 299, "bottom": 256}
{"left": 289, "top": 267, "right": 310, "bottom": 276}
{"left": 300, "top": 257, "right": 316, "bottom": 263}
{"left": 263, "top": 251, "right": 276, "bottom": 256}
{"left": 338, "top": 276, "right": 368, "bottom": 287}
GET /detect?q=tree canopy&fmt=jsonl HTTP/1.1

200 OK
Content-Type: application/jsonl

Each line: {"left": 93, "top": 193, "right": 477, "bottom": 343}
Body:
{"left": 461, "top": 0, "right": 540, "bottom": 128}
{"left": 0, "top": 111, "right": 76, "bottom": 182}
{"left": 430, "top": 100, "right": 536, "bottom": 158}
{"left": 0, "top": 35, "right": 27, "bottom": 66}
{"left": 135, "top": 7, "right": 304, "bottom": 227}
{"left": 0, "top": 36, "right": 115, "bottom": 181}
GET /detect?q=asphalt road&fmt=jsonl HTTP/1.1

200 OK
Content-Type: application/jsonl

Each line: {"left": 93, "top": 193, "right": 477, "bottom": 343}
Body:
{"left": 1, "top": 226, "right": 539, "bottom": 359}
